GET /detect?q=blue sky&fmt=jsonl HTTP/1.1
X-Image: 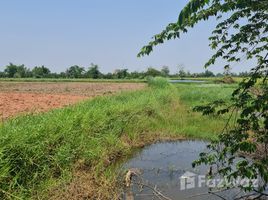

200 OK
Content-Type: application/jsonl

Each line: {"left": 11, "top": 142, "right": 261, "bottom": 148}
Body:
{"left": 0, "top": 0, "right": 251, "bottom": 73}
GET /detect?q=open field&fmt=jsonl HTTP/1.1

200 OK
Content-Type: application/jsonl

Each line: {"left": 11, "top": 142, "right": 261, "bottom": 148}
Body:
{"left": 0, "top": 82, "right": 145, "bottom": 120}
{"left": 0, "top": 79, "right": 236, "bottom": 199}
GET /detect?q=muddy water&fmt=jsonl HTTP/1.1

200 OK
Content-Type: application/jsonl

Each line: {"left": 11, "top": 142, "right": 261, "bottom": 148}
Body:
{"left": 122, "top": 140, "right": 237, "bottom": 200}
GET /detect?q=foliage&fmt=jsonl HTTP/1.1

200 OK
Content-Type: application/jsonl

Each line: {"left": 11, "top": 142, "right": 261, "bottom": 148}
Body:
{"left": 177, "top": 65, "right": 187, "bottom": 78}
{"left": 86, "top": 63, "right": 102, "bottom": 79}
{"left": 113, "top": 68, "right": 129, "bottom": 79}
{"left": 161, "top": 66, "right": 170, "bottom": 77}
{"left": 0, "top": 72, "right": 5, "bottom": 78}
{"left": 203, "top": 70, "right": 215, "bottom": 77}
{"left": 4, "top": 63, "right": 19, "bottom": 78}
{"left": 145, "top": 67, "right": 162, "bottom": 77}
{"left": 65, "top": 65, "right": 85, "bottom": 78}
{"left": 138, "top": 0, "right": 268, "bottom": 197}
{"left": 32, "top": 66, "right": 51, "bottom": 78}
{"left": 128, "top": 71, "right": 145, "bottom": 79}
{"left": 4, "top": 63, "right": 31, "bottom": 78}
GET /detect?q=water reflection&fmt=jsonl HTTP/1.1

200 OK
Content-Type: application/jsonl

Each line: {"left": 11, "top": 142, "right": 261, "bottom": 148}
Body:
{"left": 122, "top": 140, "right": 241, "bottom": 200}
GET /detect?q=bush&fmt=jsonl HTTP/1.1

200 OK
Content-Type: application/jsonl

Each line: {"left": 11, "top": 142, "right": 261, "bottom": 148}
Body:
{"left": 147, "top": 77, "right": 170, "bottom": 88}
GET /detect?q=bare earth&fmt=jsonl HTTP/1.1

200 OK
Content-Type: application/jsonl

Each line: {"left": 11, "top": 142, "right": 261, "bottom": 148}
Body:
{"left": 0, "top": 82, "right": 145, "bottom": 120}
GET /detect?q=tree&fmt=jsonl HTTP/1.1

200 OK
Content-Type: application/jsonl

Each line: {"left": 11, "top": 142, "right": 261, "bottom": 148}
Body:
{"left": 161, "top": 66, "right": 170, "bottom": 77}
{"left": 3, "top": 63, "right": 31, "bottom": 78}
{"left": 32, "top": 66, "right": 51, "bottom": 78}
{"left": 15, "top": 65, "right": 31, "bottom": 78}
{"left": 203, "top": 70, "right": 215, "bottom": 77}
{"left": 59, "top": 72, "right": 67, "bottom": 78}
{"left": 103, "top": 72, "right": 113, "bottom": 79}
{"left": 0, "top": 71, "right": 5, "bottom": 78}
{"left": 177, "top": 65, "right": 187, "bottom": 78}
{"left": 65, "top": 65, "right": 84, "bottom": 78}
{"left": 4, "top": 63, "right": 18, "bottom": 78}
{"left": 138, "top": 0, "right": 268, "bottom": 198}
{"left": 145, "top": 67, "right": 162, "bottom": 77}
{"left": 129, "top": 71, "right": 144, "bottom": 79}
{"left": 86, "top": 63, "right": 102, "bottom": 79}
{"left": 113, "top": 69, "right": 129, "bottom": 79}
{"left": 223, "top": 65, "right": 232, "bottom": 77}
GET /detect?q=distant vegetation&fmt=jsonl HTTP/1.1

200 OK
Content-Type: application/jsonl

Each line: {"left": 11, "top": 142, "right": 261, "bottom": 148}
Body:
{"left": 0, "top": 62, "right": 249, "bottom": 79}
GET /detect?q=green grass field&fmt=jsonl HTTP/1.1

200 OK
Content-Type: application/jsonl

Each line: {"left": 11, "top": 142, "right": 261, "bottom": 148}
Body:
{"left": 0, "top": 78, "right": 235, "bottom": 199}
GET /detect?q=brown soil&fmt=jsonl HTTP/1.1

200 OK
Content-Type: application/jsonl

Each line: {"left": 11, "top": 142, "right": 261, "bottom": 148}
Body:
{"left": 0, "top": 82, "right": 145, "bottom": 120}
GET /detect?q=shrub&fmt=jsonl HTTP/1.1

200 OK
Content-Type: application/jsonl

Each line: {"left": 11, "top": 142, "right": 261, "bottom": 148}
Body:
{"left": 147, "top": 77, "right": 170, "bottom": 89}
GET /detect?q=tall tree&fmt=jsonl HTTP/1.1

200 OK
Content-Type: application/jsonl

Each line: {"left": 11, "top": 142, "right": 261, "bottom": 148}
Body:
{"left": 66, "top": 65, "right": 85, "bottom": 78}
{"left": 0, "top": 71, "right": 5, "bottom": 78}
{"left": 139, "top": 0, "right": 268, "bottom": 198}
{"left": 15, "top": 65, "right": 31, "bottom": 78}
{"left": 113, "top": 69, "right": 129, "bottom": 79}
{"left": 203, "top": 70, "right": 215, "bottom": 77}
{"left": 4, "top": 63, "right": 19, "bottom": 78}
{"left": 145, "top": 67, "right": 162, "bottom": 77}
{"left": 161, "top": 66, "right": 170, "bottom": 77}
{"left": 177, "top": 65, "right": 187, "bottom": 78}
{"left": 129, "top": 71, "right": 144, "bottom": 79}
{"left": 86, "top": 63, "right": 102, "bottom": 79}
{"left": 32, "top": 66, "right": 51, "bottom": 78}
{"left": 4, "top": 63, "right": 31, "bottom": 78}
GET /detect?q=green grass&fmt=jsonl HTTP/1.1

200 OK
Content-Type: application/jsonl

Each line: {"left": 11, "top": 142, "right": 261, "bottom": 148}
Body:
{"left": 170, "top": 76, "right": 245, "bottom": 83}
{"left": 176, "top": 83, "right": 237, "bottom": 106}
{"left": 0, "top": 79, "right": 235, "bottom": 199}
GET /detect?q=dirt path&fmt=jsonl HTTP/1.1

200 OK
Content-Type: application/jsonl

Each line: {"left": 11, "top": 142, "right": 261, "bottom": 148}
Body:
{"left": 0, "top": 82, "right": 145, "bottom": 120}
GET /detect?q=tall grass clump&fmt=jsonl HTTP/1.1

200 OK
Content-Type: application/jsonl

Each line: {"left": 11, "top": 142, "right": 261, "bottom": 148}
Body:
{"left": 147, "top": 77, "right": 170, "bottom": 89}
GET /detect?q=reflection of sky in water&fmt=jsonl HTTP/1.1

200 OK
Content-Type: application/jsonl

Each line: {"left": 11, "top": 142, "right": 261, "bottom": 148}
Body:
{"left": 123, "top": 140, "right": 241, "bottom": 200}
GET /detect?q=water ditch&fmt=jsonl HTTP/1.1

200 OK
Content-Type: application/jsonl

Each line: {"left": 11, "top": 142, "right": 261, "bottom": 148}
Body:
{"left": 120, "top": 140, "right": 242, "bottom": 200}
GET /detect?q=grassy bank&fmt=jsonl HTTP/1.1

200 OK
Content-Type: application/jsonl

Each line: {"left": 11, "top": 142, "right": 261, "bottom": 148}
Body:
{"left": 0, "top": 79, "right": 234, "bottom": 199}
{"left": 176, "top": 83, "right": 237, "bottom": 106}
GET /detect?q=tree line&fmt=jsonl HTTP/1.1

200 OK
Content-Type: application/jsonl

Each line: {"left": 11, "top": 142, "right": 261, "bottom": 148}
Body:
{"left": 0, "top": 62, "right": 249, "bottom": 79}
